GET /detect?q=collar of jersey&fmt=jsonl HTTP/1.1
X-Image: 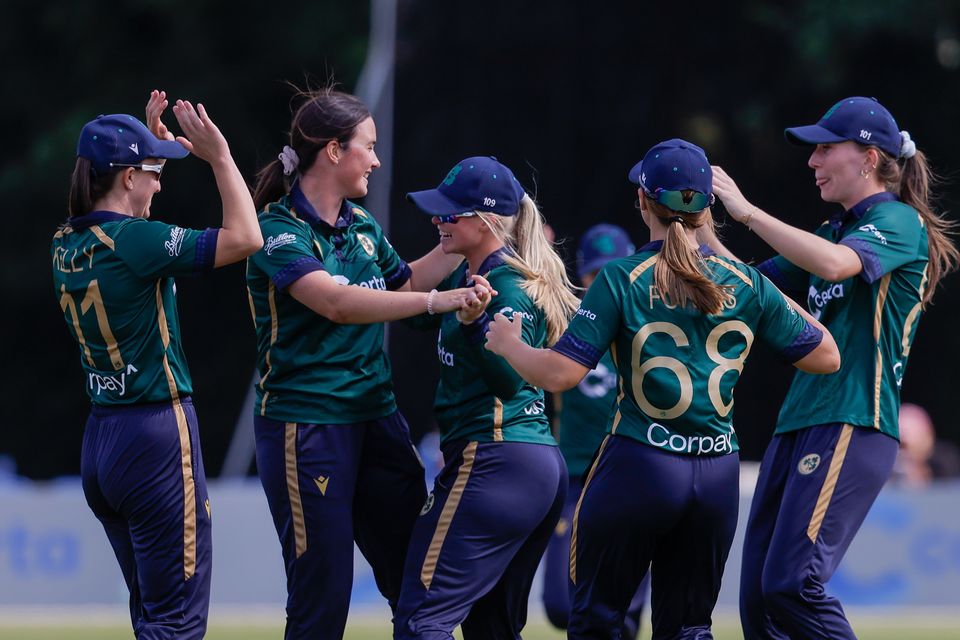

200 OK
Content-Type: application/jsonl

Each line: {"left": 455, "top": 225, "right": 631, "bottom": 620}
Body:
{"left": 288, "top": 183, "right": 355, "bottom": 231}
{"left": 639, "top": 239, "right": 716, "bottom": 257}
{"left": 830, "top": 191, "right": 898, "bottom": 230}
{"left": 461, "top": 247, "right": 511, "bottom": 286}
{"left": 68, "top": 210, "right": 130, "bottom": 231}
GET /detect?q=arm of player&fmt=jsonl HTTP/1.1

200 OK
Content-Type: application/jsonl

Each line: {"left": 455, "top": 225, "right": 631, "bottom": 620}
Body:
{"left": 170, "top": 99, "right": 262, "bottom": 267}
{"left": 784, "top": 296, "right": 841, "bottom": 374}
{"left": 712, "top": 165, "right": 862, "bottom": 282}
{"left": 484, "top": 312, "right": 590, "bottom": 393}
{"left": 401, "top": 244, "right": 465, "bottom": 292}
{"left": 289, "top": 272, "right": 493, "bottom": 324}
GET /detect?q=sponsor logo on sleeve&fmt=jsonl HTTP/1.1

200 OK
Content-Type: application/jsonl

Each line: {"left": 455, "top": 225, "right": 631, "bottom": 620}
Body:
{"left": 165, "top": 226, "right": 185, "bottom": 256}
{"left": 575, "top": 307, "right": 597, "bottom": 320}
{"left": 264, "top": 233, "right": 298, "bottom": 255}
{"left": 858, "top": 224, "right": 888, "bottom": 245}
{"left": 498, "top": 306, "right": 536, "bottom": 321}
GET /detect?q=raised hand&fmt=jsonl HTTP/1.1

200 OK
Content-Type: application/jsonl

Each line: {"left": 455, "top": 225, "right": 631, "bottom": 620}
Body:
{"left": 484, "top": 312, "right": 523, "bottom": 356}
{"left": 711, "top": 165, "right": 756, "bottom": 224}
{"left": 171, "top": 100, "right": 230, "bottom": 165}
{"left": 145, "top": 90, "right": 175, "bottom": 141}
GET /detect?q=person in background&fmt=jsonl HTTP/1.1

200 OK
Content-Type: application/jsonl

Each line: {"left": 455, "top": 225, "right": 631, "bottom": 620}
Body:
{"left": 541, "top": 223, "right": 648, "bottom": 638}
{"left": 54, "top": 90, "right": 262, "bottom": 639}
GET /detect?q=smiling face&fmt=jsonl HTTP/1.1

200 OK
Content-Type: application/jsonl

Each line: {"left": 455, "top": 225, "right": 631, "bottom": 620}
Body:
{"left": 337, "top": 117, "right": 380, "bottom": 199}
{"left": 432, "top": 214, "right": 487, "bottom": 255}
{"left": 807, "top": 141, "right": 878, "bottom": 210}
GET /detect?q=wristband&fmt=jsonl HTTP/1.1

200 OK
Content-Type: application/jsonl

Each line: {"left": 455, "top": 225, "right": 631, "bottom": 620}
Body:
{"left": 426, "top": 289, "right": 439, "bottom": 315}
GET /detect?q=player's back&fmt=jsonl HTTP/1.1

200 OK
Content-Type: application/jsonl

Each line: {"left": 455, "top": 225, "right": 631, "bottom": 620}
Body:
{"left": 583, "top": 244, "right": 812, "bottom": 456}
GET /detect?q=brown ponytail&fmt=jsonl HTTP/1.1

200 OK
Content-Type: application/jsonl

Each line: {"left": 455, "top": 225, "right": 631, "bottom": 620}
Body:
{"left": 67, "top": 158, "right": 118, "bottom": 218}
{"left": 647, "top": 197, "right": 727, "bottom": 314}
{"left": 875, "top": 149, "right": 959, "bottom": 305}
{"left": 252, "top": 87, "right": 371, "bottom": 211}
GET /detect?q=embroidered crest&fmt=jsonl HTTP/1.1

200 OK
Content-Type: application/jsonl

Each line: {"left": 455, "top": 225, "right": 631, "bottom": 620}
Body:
{"left": 798, "top": 453, "right": 821, "bottom": 475}
{"left": 420, "top": 492, "right": 435, "bottom": 516}
{"left": 357, "top": 233, "right": 376, "bottom": 256}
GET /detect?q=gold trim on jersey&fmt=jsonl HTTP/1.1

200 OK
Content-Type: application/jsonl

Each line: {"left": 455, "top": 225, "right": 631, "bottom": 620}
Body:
{"left": 155, "top": 282, "right": 197, "bottom": 580}
{"left": 421, "top": 441, "right": 477, "bottom": 589}
{"left": 89, "top": 225, "right": 116, "bottom": 251}
{"left": 706, "top": 256, "right": 753, "bottom": 288}
{"left": 285, "top": 422, "right": 308, "bottom": 558}
{"left": 900, "top": 266, "right": 927, "bottom": 357}
{"left": 873, "top": 274, "right": 891, "bottom": 429}
{"left": 570, "top": 434, "right": 610, "bottom": 584}
{"left": 259, "top": 282, "right": 279, "bottom": 415}
{"left": 492, "top": 398, "right": 504, "bottom": 442}
{"left": 806, "top": 424, "right": 854, "bottom": 543}
{"left": 609, "top": 345, "right": 625, "bottom": 434}
{"left": 628, "top": 255, "right": 658, "bottom": 284}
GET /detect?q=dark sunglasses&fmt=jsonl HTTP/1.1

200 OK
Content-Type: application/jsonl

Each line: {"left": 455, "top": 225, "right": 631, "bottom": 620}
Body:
{"left": 435, "top": 212, "right": 479, "bottom": 224}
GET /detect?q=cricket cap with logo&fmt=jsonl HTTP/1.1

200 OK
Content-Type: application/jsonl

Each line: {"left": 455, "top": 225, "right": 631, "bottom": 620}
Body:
{"left": 407, "top": 156, "right": 526, "bottom": 217}
{"left": 784, "top": 97, "right": 905, "bottom": 158}
{"left": 77, "top": 114, "right": 190, "bottom": 176}
{"left": 576, "top": 224, "right": 635, "bottom": 278}
{"left": 628, "top": 138, "right": 714, "bottom": 213}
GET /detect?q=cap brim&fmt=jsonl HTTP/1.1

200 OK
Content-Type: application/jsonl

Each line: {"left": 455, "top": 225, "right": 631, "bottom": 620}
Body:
{"left": 627, "top": 160, "right": 644, "bottom": 185}
{"left": 152, "top": 139, "right": 190, "bottom": 160}
{"left": 406, "top": 188, "right": 474, "bottom": 216}
{"left": 784, "top": 124, "right": 847, "bottom": 147}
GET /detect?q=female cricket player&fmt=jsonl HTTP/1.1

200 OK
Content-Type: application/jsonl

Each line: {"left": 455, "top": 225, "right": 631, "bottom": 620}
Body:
{"left": 53, "top": 90, "right": 262, "bottom": 638}
{"left": 705, "top": 96, "right": 959, "bottom": 639}
{"left": 246, "top": 88, "right": 490, "bottom": 639}
{"left": 541, "top": 223, "right": 648, "bottom": 638}
{"left": 392, "top": 156, "right": 580, "bottom": 639}
{"left": 483, "top": 138, "right": 841, "bottom": 639}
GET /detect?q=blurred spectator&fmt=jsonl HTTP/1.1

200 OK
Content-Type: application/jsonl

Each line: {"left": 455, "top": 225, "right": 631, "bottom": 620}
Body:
{"left": 893, "top": 403, "right": 960, "bottom": 486}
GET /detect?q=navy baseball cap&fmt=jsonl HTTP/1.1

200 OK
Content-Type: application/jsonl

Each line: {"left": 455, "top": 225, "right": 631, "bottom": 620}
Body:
{"left": 628, "top": 138, "right": 713, "bottom": 213}
{"left": 77, "top": 114, "right": 189, "bottom": 175}
{"left": 407, "top": 156, "right": 526, "bottom": 217}
{"left": 576, "top": 224, "right": 635, "bottom": 278}
{"left": 784, "top": 97, "right": 901, "bottom": 157}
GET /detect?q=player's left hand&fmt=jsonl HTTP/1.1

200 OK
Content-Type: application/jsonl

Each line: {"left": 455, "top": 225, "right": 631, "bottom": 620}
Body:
{"left": 484, "top": 311, "right": 523, "bottom": 356}
{"left": 145, "top": 89, "right": 175, "bottom": 141}
{"left": 456, "top": 274, "right": 496, "bottom": 324}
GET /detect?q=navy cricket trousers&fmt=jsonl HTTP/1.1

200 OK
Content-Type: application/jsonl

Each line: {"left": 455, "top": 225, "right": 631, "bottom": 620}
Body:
{"left": 394, "top": 440, "right": 567, "bottom": 640}
{"left": 569, "top": 435, "right": 739, "bottom": 640}
{"left": 542, "top": 475, "right": 648, "bottom": 638}
{"left": 82, "top": 398, "right": 212, "bottom": 640}
{"left": 740, "top": 423, "right": 898, "bottom": 639}
{"left": 254, "top": 411, "right": 426, "bottom": 640}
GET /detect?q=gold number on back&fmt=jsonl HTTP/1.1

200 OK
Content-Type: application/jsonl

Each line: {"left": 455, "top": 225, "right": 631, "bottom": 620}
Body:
{"left": 59, "top": 279, "right": 125, "bottom": 371}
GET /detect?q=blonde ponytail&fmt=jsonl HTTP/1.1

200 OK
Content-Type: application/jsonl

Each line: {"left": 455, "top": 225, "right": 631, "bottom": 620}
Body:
{"left": 479, "top": 195, "right": 580, "bottom": 345}
{"left": 648, "top": 199, "right": 726, "bottom": 314}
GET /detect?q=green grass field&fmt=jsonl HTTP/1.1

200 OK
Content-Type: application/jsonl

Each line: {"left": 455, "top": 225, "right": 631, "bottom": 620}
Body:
{"left": 2, "top": 614, "right": 959, "bottom": 639}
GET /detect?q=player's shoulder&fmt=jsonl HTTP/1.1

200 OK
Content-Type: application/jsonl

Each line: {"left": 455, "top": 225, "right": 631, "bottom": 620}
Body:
{"left": 705, "top": 255, "right": 757, "bottom": 289}
{"left": 259, "top": 202, "right": 311, "bottom": 235}
{"left": 345, "top": 201, "right": 382, "bottom": 231}
{"left": 863, "top": 199, "right": 921, "bottom": 230}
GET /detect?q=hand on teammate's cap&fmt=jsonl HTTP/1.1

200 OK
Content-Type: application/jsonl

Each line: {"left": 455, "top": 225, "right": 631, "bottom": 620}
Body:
{"left": 711, "top": 166, "right": 756, "bottom": 225}
{"left": 483, "top": 311, "right": 523, "bottom": 356}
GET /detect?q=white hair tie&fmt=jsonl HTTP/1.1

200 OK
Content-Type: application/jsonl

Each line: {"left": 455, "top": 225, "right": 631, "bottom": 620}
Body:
{"left": 899, "top": 131, "right": 917, "bottom": 160}
{"left": 278, "top": 145, "right": 300, "bottom": 175}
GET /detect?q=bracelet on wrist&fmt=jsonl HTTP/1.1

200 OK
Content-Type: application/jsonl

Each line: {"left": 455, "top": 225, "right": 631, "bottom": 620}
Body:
{"left": 741, "top": 207, "right": 755, "bottom": 229}
{"left": 426, "top": 289, "right": 439, "bottom": 315}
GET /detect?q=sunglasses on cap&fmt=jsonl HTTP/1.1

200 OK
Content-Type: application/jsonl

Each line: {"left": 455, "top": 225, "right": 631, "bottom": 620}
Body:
{"left": 647, "top": 188, "right": 714, "bottom": 213}
{"left": 109, "top": 162, "right": 165, "bottom": 177}
{"left": 435, "top": 212, "right": 479, "bottom": 224}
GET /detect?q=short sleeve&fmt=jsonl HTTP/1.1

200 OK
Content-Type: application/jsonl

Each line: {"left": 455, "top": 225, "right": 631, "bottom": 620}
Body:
{"left": 112, "top": 219, "right": 218, "bottom": 279}
{"left": 249, "top": 216, "right": 325, "bottom": 291}
{"left": 757, "top": 255, "right": 809, "bottom": 292}
{"left": 552, "top": 266, "right": 622, "bottom": 369}
{"left": 839, "top": 203, "right": 923, "bottom": 283}
{"left": 753, "top": 271, "right": 822, "bottom": 362}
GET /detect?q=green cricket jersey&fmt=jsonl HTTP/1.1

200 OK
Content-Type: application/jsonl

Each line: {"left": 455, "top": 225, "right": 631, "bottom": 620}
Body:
{"left": 427, "top": 250, "right": 556, "bottom": 446}
{"left": 246, "top": 186, "right": 411, "bottom": 424}
{"left": 52, "top": 210, "right": 219, "bottom": 404}
{"left": 557, "top": 351, "right": 618, "bottom": 477}
{"left": 758, "top": 193, "right": 928, "bottom": 439}
{"left": 553, "top": 241, "right": 821, "bottom": 456}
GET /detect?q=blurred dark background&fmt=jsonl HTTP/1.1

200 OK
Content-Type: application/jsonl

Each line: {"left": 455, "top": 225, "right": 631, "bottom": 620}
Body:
{"left": 5, "top": 0, "right": 960, "bottom": 479}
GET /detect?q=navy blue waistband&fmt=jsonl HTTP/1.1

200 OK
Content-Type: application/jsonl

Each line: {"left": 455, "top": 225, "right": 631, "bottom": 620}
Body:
{"left": 89, "top": 396, "right": 193, "bottom": 417}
